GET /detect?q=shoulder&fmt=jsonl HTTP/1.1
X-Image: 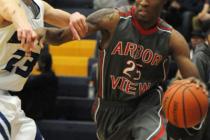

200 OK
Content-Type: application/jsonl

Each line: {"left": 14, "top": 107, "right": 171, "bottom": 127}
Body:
{"left": 117, "top": 6, "right": 132, "bottom": 17}
{"left": 88, "top": 8, "right": 120, "bottom": 20}
{"left": 41, "top": 0, "right": 51, "bottom": 11}
{"left": 170, "top": 29, "right": 187, "bottom": 47}
{"left": 157, "top": 18, "right": 173, "bottom": 33}
{"left": 169, "top": 29, "right": 189, "bottom": 54}
{"left": 87, "top": 8, "right": 121, "bottom": 28}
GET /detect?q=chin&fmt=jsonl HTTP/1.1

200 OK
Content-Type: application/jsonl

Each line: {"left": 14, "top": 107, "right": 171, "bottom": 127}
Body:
{"left": 136, "top": 15, "right": 149, "bottom": 22}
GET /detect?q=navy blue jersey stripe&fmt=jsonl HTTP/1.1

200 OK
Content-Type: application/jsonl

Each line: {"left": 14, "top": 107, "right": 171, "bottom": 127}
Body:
{"left": 7, "top": 32, "right": 20, "bottom": 44}
{"left": 35, "top": 127, "right": 43, "bottom": 140}
{"left": 0, "top": 123, "right": 9, "bottom": 140}
{"left": 0, "top": 112, "right": 11, "bottom": 135}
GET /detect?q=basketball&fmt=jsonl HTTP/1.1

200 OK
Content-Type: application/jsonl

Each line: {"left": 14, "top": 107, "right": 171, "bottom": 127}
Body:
{"left": 162, "top": 79, "right": 208, "bottom": 128}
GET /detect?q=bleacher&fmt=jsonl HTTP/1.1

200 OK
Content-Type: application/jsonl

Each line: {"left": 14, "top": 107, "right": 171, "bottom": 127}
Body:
{"left": 55, "top": 96, "right": 94, "bottom": 121}
{"left": 49, "top": 40, "right": 96, "bottom": 77}
{"left": 37, "top": 120, "right": 97, "bottom": 140}
{"left": 57, "top": 76, "right": 89, "bottom": 97}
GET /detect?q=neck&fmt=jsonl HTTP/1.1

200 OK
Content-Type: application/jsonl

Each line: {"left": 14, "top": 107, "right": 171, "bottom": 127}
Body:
{"left": 138, "top": 19, "right": 158, "bottom": 29}
{"left": 131, "top": 7, "right": 159, "bottom": 29}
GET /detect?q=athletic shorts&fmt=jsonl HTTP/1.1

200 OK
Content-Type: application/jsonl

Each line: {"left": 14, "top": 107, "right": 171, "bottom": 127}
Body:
{"left": 0, "top": 90, "right": 43, "bottom": 140}
{"left": 94, "top": 87, "right": 167, "bottom": 140}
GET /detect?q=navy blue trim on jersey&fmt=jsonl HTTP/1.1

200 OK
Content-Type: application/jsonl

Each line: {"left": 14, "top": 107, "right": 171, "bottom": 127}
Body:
{"left": 35, "top": 126, "right": 43, "bottom": 140}
{"left": 31, "top": 0, "right": 41, "bottom": 19}
{"left": 0, "top": 112, "right": 11, "bottom": 135}
{"left": 0, "top": 124, "right": 9, "bottom": 140}
{"left": 7, "top": 32, "right": 20, "bottom": 44}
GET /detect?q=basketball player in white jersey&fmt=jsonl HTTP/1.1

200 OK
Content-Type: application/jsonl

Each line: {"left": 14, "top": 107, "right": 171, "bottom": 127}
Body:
{"left": 0, "top": 0, "right": 87, "bottom": 139}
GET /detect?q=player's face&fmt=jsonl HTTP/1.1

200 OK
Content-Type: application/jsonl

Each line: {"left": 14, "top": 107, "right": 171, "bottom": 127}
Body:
{"left": 135, "top": 0, "right": 164, "bottom": 22}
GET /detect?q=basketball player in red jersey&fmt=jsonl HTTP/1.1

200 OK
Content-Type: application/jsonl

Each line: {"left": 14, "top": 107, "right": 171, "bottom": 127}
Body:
{"left": 36, "top": 0, "right": 207, "bottom": 139}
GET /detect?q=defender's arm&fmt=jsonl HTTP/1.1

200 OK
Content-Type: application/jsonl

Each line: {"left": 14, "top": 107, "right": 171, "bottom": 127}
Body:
{"left": 37, "top": 8, "right": 120, "bottom": 46}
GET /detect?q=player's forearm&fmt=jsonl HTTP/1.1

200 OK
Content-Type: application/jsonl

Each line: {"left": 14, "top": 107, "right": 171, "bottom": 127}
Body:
{"left": 178, "top": 60, "right": 201, "bottom": 79}
{"left": 45, "top": 9, "right": 70, "bottom": 27}
{"left": 0, "top": 0, "right": 31, "bottom": 29}
{"left": 201, "top": 3, "right": 209, "bottom": 14}
{"left": 37, "top": 27, "right": 73, "bottom": 45}
{"left": 12, "top": 9, "right": 31, "bottom": 29}
{"left": 43, "top": 1, "right": 70, "bottom": 27}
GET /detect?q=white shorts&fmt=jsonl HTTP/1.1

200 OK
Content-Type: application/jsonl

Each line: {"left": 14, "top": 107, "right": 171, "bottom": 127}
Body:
{"left": 0, "top": 90, "right": 43, "bottom": 140}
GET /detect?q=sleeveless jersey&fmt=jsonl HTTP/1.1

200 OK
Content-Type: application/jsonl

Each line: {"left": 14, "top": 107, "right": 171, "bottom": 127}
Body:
{"left": 98, "top": 11, "right": 173, "bottom": 101}
{"left": 0, "top": 0, "right": 44, "bottom": 91}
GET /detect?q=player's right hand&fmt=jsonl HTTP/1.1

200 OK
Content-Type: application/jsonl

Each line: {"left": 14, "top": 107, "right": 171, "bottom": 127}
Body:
{"left": 17, "top": 27, "right": 37, "bottom": 56}
{"left": 69, "top": 12, "right": 87, "bottom": 40}
{"left": 187, "top": 77, "right": 208, "bottom": 95}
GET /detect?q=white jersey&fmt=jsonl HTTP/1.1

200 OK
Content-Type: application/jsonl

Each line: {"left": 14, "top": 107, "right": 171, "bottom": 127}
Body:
{"left": 0, "top": 0, "right": 44, "bottom": 91}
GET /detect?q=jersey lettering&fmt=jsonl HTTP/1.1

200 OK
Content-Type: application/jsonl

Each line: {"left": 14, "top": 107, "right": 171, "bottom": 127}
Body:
{"left": 111, "top": 41, "right": 163, "bottom": 65}
{"left": 123, "top": 60, "right": 142, "bottom": 81}
{"left": 4, "top": 50, "right": 39, "bottom": 78}
{"left": 110, "top": 75, "right": 151, "bottom": 95}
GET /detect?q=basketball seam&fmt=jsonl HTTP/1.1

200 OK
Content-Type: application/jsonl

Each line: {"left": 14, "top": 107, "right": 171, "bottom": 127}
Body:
{"left": 182, "top": 87, "right": 191, "bottom": 128}
{"left": 165, "top": 81, "right": 188, "bottom": 93}
{"left": 167, "top": 83, "right": 189, "bottom": 124}
{"left": 164, "top": 83, "right": 181, "bottom": 97}
{"left": 188, "top": 88, "right": 203, "bottom": 122}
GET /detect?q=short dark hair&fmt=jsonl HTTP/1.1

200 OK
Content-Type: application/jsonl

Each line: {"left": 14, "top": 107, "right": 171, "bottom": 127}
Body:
{"left": 191, "top": 30, "right": 206, "bottom": 38}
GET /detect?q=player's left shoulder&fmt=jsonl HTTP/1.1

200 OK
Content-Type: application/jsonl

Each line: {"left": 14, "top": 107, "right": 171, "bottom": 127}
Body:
{"left": 117, "top": 5, "right": 132, "bottom": 17}
{"left": 169, "top": 28, "right": 189, "bottom": 52}
{"left": 157, "top": 18, "right": 173, "bottom": 33}
{"left": 170, "top": 28, "right": 186, "bottom": 43}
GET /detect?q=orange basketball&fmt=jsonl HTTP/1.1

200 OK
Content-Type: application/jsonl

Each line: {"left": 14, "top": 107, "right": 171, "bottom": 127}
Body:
{"left": 162, "top": 79, "right": 208, "bottom": 128}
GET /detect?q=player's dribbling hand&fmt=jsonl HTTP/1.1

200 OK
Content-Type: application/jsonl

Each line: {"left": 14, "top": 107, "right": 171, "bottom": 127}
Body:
{"left": 69, "top": 12, "right": 87, "bottom": 40}
{"left": 17, "top": 27, "right": 37, "bottom": 56}
{"left": 186, "top": 77, "right": 208, "bottom": 95}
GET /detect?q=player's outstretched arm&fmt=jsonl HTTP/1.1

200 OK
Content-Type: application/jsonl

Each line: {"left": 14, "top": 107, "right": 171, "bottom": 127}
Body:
{"left": 0, "top": 0, "right": 37, "bottom": 55}
{"left": 170, "top": 29, "right": 207, "bottom": 92}
{"left": 37, "top": 8, "right": 121, "bottom": 46}
{"left": 35, "top": 27, "right": 73, "bottom": 46}
{"left": 85, "top": 8, "right": 120, "bottom": 36}
{"left": 0, "top": 0, "right": 31, "bottom": 30}
{"left": 170, "top": 29, "right": 200, "bottom": 79}
{"left": 43, "top": 0, "right": 71, "bottom": 27}
{"left": 43, "top": 1, "right": 87, "bottom": 40}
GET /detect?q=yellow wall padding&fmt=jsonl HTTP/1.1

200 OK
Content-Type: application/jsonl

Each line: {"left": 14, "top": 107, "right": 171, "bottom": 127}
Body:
{"left": 49, "top": 40, "right": 97, "bottom": 57}
{"left": 32, "top": 40, "right": 97, "bottom": 77}
{"left": 32, "top": 56, "right": 88, "bottom": 77}
{"left": 51, "top": 56, "right": 88, "bottom": 77}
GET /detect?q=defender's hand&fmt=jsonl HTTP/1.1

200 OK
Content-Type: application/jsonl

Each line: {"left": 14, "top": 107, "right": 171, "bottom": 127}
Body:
{"left": 69, "top": 12, "right": 87, "bottom": 40}
{"left": 35, "top": 28, "right": 46, "bottom": 48}
{"left": 17, "top": 27, "right": 37, "bottom": 56}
